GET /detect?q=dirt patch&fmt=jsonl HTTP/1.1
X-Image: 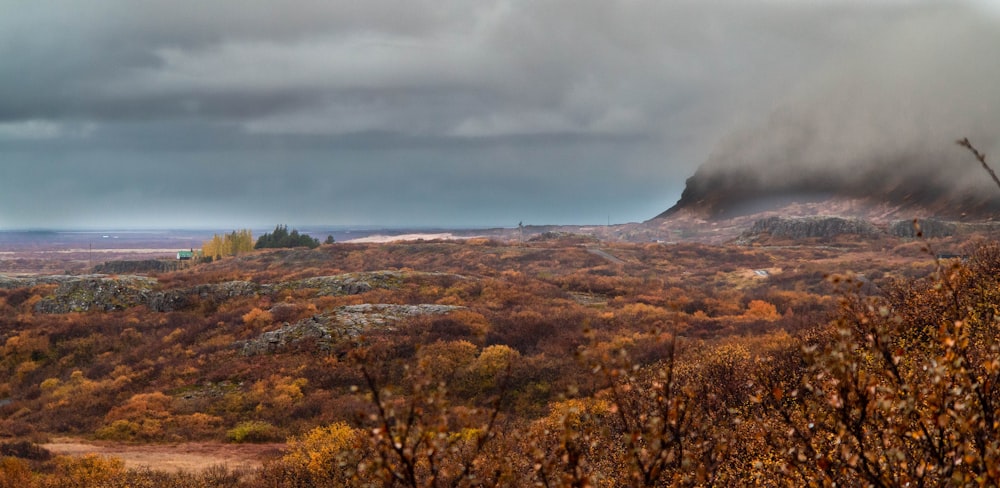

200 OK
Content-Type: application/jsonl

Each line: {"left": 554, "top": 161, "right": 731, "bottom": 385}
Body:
{"left": 42, "top": 438, "right": 284, "bottom": 473}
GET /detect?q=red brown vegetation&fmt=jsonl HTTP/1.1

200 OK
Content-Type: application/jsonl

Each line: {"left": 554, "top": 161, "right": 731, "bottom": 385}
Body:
{"left": 1, "top": 232, "right": 992, "bottom": 485}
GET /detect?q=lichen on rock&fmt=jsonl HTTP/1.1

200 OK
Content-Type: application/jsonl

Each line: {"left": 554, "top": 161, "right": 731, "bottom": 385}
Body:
{"left": 238, "top": 303, "right": 466, "bottom": 356}
{"left": 33, "top": 275, "right": 157, "bottom": 313}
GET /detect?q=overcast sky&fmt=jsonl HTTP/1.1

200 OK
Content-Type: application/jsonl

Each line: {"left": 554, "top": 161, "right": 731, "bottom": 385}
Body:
{"left": 2, "top": 1, "right": 998, "bottom": 230}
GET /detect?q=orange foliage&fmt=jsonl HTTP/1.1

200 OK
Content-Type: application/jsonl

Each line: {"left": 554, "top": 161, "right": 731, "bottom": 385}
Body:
{"left": 743, "top": 299, "right": 780, "bottom": 320}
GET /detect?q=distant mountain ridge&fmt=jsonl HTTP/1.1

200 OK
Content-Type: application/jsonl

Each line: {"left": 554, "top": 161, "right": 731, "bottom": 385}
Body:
{"left": 655, "top": 162, "right": 1000, "bottom": 221}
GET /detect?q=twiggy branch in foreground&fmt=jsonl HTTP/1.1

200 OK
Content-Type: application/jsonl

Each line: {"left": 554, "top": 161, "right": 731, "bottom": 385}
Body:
{"left": 957, "top": 137, "right": 1000, "bottom": 192}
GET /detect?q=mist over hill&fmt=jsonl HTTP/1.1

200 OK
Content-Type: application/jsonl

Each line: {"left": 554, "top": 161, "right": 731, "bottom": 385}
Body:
{"left": 656, "top": 7, "right": 1000, "bottom": 221}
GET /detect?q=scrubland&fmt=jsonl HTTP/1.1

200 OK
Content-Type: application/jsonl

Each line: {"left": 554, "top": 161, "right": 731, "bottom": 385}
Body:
{"left": 1, "top": 233, "right": 998, "bottom": 486}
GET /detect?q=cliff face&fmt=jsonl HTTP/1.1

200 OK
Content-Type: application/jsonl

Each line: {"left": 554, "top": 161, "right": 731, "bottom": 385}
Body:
{"left": 745, "top": 216, "right": 879, "bottom": 240}
{"left": 737, "top": 216, "right": 994, "bottom": 243}
{"left": 656, "top": 163, "right": 1000, "bottom": 221}
{"left": 887, "top": 218, "right": 958, "bottom": 238}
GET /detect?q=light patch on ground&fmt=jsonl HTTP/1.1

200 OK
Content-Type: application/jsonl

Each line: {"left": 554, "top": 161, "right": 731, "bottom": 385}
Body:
{"left": 737, "top": 267, "right": 782, "bottom": 280}
{"left": 43, "top": 438, "right": 283, "bottom": 473}
{"left": 345, "top": 233, "right": 478, "bottom": 243}
{"left": 719, "top": 267, "right": 784, "bottom": 290}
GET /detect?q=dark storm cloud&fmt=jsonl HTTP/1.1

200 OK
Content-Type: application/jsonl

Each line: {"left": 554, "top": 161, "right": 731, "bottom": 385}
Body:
{"left": 1, "top": 0, "right": 997, "bottom": 228}
{"left": 690, "top": 5, "right": 1000, "bottom": 209}
{"left": 0, "top": 0, "right": 898, "bottom": 130}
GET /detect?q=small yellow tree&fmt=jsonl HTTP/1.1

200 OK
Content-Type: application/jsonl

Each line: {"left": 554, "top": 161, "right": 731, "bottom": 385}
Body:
{"left": 201, "top": 229, "right": 253, "bottom": 260}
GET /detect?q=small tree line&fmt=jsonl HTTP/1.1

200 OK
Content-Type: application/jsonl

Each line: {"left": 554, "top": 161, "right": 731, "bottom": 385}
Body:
{"left": 201, "top": 229, "right": 254, "bottom": 261}
{"left": 200, "top": 225, "right": 332, "bottom": 261}
{"left": 254, "top": 225, "right": 322, "bottom": 250}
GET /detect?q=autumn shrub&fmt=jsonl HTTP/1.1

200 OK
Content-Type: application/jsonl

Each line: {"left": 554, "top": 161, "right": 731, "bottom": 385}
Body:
{"left": 527, "top": 397, "right": 620, "bottom": 487}
{"left": 0, "top": 441, "right": 50, "bottom": 462}
{"left": 462, "top": 344, "right": 520, "bottom": 395}
{"left": 742, "top": 299, "right": 780, "bottom": 321}
{"left": 275, "top": 422, "right": 366, "bottom": 485}
{"left": 331, "top": 346, "right": 510, "bottom": 487}
{"left": 248, "top": 375, "right": 308, "bottom": 422}
{"left": 0, "top": 419, "right": 35, "bottom": 440}
{"left": 48, "top": 454, "right": 126, "bottom": 487}
{"left": 241, "top": 308, "right": 273, "bottom": 329}
{"left": 172, "top": 412, "right": 225, "bottom": 440}
{"left": 415, "top": 340, "right": 478, "bottom": 388}
{"left": 36, "top": 369, "right": 120, "bottom": 433}
{"left": 97, "top": 392, "right": 173, "bottom": 441}
{"left": 0, "top": 457, "right": 33, "bottom": 488}
{"left": 409, "top": 310, "right": 490, "bottom": 343}
{"left": 226, "top": 421, "right": 282, "bottom": 443}
{"left": 767, "top": 242, "right": 1000, "bottom": 486}
{"left": 585, "top": 334, "right": 747, "bottom": 486}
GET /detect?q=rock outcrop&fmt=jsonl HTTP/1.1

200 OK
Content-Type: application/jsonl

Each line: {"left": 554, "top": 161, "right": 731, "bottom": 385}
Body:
{"left": 238, "top": 303, "right": 465, "bottom": 356}
{"left": 0, "top": 274, "right": 83, "bottom": 290}
{"left": 888, "top": 218, "right": 958, "bottom": 238}
{"left": 743, "top": 216, "right": 880, "bottom": 240}
{"left": 13, "top": 270, "right": 460, "bottom": 314}
{"left": 331, "top": 304, "right": 465, "bottom": 331}
{"left": 92, "top": 260, "right": 180, "bottom": 274}
{"left": 238, "top": 315, "right": 337, "bottom": 356}
{"left": 34, "top": 275, "right": 156, "bottom": 313}
{"left": 188, "top": 281, "right": 261, "bottom": 301}
{"left": 273, "top": 271, "right": 406, "bottom": 296}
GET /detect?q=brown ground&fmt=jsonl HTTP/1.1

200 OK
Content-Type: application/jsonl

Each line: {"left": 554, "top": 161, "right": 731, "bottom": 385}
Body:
{"left": 42, "top": 438, "right": 285, "bottom": 473}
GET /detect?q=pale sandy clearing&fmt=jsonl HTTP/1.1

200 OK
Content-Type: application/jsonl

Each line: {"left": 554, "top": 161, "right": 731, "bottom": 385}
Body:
{"left": 43, "top": 438, "right": 284, "bottom": 473}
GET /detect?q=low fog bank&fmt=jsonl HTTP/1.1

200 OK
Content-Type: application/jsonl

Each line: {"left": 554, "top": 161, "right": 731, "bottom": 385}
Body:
{"left": 663, "top": 6, "right": 1000, "bottom": 219}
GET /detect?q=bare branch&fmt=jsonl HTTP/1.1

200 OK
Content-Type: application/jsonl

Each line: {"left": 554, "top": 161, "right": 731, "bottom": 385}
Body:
{"left": 957, "top": 137, "right": 1000, "bottom": 192}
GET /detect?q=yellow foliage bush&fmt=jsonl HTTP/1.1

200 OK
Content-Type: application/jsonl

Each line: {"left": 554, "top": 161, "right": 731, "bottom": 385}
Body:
{"left": 242, "top": 307, "right": 273, "bottom": 328}
{"left": 97, "top": 392, "right": 179, "bottom": 441}
{"left": 743, "top": 299, "right": 780, "bottom": 320}
{"left": 282, "top": 422, "right": 362, "bottom": 479}
{"left": 0, "top": 457, "right": 32, "bottom": 488}
{"left": 226, "top": 420, "right": 282, "bottom": 443}
{"left": 51, "top": 454, "right": 125, "bottom": 486}
{"left": 161, "top": 327, "right": 185, "bottom": 344}
{"left": 473, "top": 344, "right": 520, "bottom": 377}
{"left": 14, "top": 361, "right": 38, "bottom": 383}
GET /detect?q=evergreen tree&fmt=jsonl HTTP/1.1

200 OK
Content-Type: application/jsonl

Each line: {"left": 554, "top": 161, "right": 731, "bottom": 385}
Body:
{"left": 255, "top": 225, "right": 320, "bottom": 249}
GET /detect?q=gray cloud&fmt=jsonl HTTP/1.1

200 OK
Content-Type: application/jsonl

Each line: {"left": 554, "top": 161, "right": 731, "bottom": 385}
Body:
{"left": 698, "top": 6, "right": 1000, "bottom": 197}
{"left": 0, "top": 0, "right": 997, "bottom": 228}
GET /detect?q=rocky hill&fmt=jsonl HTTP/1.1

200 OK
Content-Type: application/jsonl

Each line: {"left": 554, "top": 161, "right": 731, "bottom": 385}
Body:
{"left": 656, "top": 163, "right": 1000, "bottom": 221}
{"left": 651, "top": 102, "right": 1000, "bottom": 222}
{"left": 632, "top": 134, "right": 1000, "bottom": 243}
